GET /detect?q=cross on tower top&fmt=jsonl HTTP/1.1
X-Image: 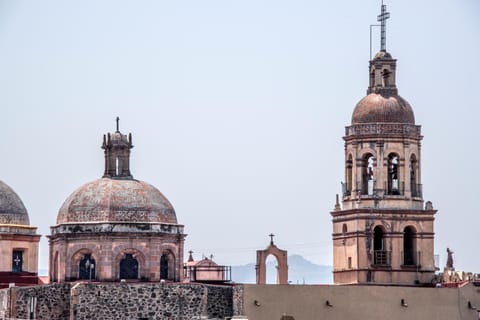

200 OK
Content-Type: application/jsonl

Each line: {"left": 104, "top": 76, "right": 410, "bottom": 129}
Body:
{"left": 116, "top": 116, "right": 120, "bottom": 132}
{"left": 269, "top": 233, "right": 275, "bottom": 245}
{"left": 377, "top": 1, "right": 390, "bottom": 52}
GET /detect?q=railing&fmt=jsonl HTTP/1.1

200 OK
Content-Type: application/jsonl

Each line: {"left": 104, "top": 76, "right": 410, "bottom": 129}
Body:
{"left": 411, "top": 184, "right": 423, "bottom": 198}
{"left": 373, "top": 250, "right": 391, "bottom": 266}
{"left": 385, "top": 181, "right": 404, "bottom": 196}
{"left": 401, "top": 250, "right": 421, "bottom": 266}
{"left": 184, "top": 265, "right": 232, "bottom": 283}
{"left": 341, "top": 181, "right": 423, "bottom": 199}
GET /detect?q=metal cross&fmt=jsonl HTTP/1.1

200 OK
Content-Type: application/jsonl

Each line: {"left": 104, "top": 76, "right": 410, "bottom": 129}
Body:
{"left": 13, "top": 256, "right": 21, "bottom": 266}
{"left": 377, "top": 2, "right": 390, "bottom": 51}
{"left": 269, "top": 233, "right": 275, "bottom": 245}
{"left": 116, "top": 116, "right": 120, "bottom": 132}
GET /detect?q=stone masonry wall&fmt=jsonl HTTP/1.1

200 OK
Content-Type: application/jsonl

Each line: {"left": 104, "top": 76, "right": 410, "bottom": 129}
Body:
{"left": 71, "top": 283, "right": 234, "bottom": 320}
{"left": 0, "top": 283, "right": 237, "bottom": 320}
{"left": 6, "top": 284, "right": 71, "bottom": 319}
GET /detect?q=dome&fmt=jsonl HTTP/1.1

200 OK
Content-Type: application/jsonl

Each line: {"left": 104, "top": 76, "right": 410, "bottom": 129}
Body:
{"left": 56, "top": 178, "right": 177, "bottom": 224}
{"left": 0, "top": 180, "right": 30, "bottom": 225}
{"left": 351, "top": 93, "right": 415, "bottom": 124}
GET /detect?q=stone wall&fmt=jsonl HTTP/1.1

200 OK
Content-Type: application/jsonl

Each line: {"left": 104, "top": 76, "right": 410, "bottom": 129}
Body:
{"left": 3, "top": 284, "right": 71, "bottom": 319}
{"left": 0, "top": 282, "right": 236, "bottom": 320}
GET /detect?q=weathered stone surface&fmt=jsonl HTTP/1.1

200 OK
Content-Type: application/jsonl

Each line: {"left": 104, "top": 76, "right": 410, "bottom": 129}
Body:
{"left": 0, "top": 283, "right": 236, "bottom": 320}
{"left": 0, "top": 180, "right": 29, "bottom": 225}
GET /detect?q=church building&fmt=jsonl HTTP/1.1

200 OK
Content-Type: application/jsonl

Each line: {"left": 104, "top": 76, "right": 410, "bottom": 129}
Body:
{"left": 48, "top": 119, "right": 185, "bottom": 282}
{"left": 331, "top": 4, "right": 437, "bottom": 285}
{"left": 0, "top": 180, "right": 40, "bottom": 287}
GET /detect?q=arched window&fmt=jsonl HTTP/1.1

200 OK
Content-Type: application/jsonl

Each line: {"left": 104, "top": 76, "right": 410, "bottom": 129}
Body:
{"left": 373, "top": 226, "right": 389, "bottom": 265}
{"left": 160, "top": 250, "right": 176, "bottom": 281}
{"left": 12, "top": 250, "right": 23, "bottom": 272}
{"left": 387, "top": 153, "right": 400, "bottom": 195}
{"left": 79, "top": 254, "right": 96, "bottom": 280}
{"left": 382, "top": 69, "right": 391, "bottom": 86}
{"left": 265, "top": 254, "right": 279, "bottom": 284}
{"left": 120, "top": 254, "right": 139, "bottom": 279}
{"left": 410, "top": 155, "right": 420, "bottom": 197}
{"left": 52, "top": 252, "right": 59, "bottom": 282}
{"left": 362, "top": 154, "right": 375, "bottom": 195}
{"left": 403, "top": 226, "right": 416, "bottom": 265}
{"left": 346, "top": 155, "right": 353, "bottom": 196}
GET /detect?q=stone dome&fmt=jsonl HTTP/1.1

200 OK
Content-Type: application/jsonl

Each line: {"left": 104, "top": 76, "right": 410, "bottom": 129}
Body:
{"left": 351, "top": 93, "right": 415, "bottom": 124}
{"left": 0, "top": 180, "right": 30, "bottom": 225}
{"left": 56, "top": 178, "right": 177, "bottom": 225}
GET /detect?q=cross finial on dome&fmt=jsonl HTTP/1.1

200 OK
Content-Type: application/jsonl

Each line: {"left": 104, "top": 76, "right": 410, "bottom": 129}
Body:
{"left": 377, "top": 1, "right": 390, "bottom": 52}
{"left": 116, "top": 116, "right": 120, "bottom": 132}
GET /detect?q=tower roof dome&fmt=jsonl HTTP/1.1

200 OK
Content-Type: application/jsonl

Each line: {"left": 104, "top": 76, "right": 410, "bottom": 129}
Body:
{"left": 56, "top": 178, "right": 177, "bottom": 224}
{"left": 56, "top": 118, "right": 177, "bottom": 225}
{"left": 352, "top": 93, "right": 415, "bottom": 124}
{"left": 0, "top": 180, "right": 30, "bottom": 225}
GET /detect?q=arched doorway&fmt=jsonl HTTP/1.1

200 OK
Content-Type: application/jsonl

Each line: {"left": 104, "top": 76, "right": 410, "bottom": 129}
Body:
{"left": 79, "top": 254, "right": 96, "bottom": 280}
{"left": 120, "top": 254, "right": 139, "bottom": 279}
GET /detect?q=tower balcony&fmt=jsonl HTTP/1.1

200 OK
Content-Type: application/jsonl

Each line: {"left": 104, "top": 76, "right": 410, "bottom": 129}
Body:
{"left": 341, "top": 182, "right": 423, "bottom": 199}
{"left": 373, "top": 250, "right": 391, "bottom": 266}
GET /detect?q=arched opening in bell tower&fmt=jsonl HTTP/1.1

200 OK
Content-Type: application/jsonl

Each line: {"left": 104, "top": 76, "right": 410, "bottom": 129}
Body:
{"left": 373, "top": 226, "right": 389, "bottom": 265}
{"left": 265, "top": 254, "right": 279, "bottom": 284}
{"left": 346, "top": 155, "right": 353, "bottom": 196}
{"left": 410, "top": 155, "right": 420, "bottom": 197}
{"left": 387, "top": 153, "right": 400, "bottom": 195}
{"left": 362, "top": 154, "right": 375, "bottom": 195}
{"left": 403, "top": 226, "right": 416, "bottom": 265}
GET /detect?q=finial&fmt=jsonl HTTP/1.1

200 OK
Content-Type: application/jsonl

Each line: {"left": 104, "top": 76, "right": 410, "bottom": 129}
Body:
{"left": 269, "top": 233, "right": 275, "bottom": 245}
{"left": 377, "top": 1, "right": 390, "bottom": 52}
{"left": 116, "top": 116, "right": 120, "bottom": 132}
{"left": 188, "top": 250, "right": 194, "bottom": 262}
{"left": 334, "top": 194, "right": 341, "bottom": 211}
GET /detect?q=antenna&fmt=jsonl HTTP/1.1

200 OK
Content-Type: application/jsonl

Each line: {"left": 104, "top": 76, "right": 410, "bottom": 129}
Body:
{"left": 377, "top": 1, "right": 390, "bottom": 52}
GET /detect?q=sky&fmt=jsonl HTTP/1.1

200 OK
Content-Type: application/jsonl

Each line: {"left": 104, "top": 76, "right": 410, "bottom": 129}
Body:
{"left": 1, "top": 0, "right": 479, "bottom": 273}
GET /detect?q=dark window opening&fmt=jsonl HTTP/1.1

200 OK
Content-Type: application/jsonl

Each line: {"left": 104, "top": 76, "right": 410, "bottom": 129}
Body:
{"left": 403, "top": 227, "right": 415, "bottom": 265}
{"left": 79, "top": 254, "right": 96, "bottom": 280}
{"left": 373, "top": 226, "right": 389, "bottom": 265}
{"left": 120, "top": 254, "right": 139, "bottom": 279}
{"left": 12, "top": 250, "right": 23, "bottom": 272}
{"left": 160, "top": 254, "right": 169, "bottom": 280}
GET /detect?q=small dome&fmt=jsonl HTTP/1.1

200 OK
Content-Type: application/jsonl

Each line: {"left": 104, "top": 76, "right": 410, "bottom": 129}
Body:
{"left": 0, "top": 180, "right": 30, "bottom": 225}
{"left": 351, "top": 93, "right": 415, "bottom": 124}
{"left": 57, "top": 178, "right": 177, "bottom": 224}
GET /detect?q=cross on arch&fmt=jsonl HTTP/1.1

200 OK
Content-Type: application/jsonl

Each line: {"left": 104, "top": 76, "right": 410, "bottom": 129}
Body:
{"left": 269, "top": 233, "right": 275, "bottom": 245}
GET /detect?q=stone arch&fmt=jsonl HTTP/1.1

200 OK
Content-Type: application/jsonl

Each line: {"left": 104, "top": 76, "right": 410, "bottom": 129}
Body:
{"left": 160, "top": 249, "right": 176, "bottom": 281}
{"left": 256, "top": 242, "right": 288, "bottom": 284}
{"left": 52, "top": 251, "right": 59, "bottom": 282}
{"left": 359, "top": 152, "right": 375, "bottom": 195}
{"left": 409, "top": 153, "right": 420, "bottom": 197}
{"left": 345, "top": 154, "right": 353, "bottom": 196}
{"left": 386, "top": 152, "right": 401, "bottom": 195}
{"left": 372, "top": 225, "right": 389, "bottom": 265}
{"left": 114, "top": 248, "right": 146, "bottom": 280}
{"left": 402, "top": 225, "right": 417, "bottom": 266}
{"left": 70, "top": 248, "right": 99, "bottom": 281}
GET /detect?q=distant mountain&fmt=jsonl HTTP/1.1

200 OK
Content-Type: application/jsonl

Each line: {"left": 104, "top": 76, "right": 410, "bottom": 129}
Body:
{"left": 231, "top": 255, "right": 332, "bottom": 284}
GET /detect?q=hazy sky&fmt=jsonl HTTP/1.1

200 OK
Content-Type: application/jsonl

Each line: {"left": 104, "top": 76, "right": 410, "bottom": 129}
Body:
{"left": 1, "top": 0, "right": 479, "bottom": 273}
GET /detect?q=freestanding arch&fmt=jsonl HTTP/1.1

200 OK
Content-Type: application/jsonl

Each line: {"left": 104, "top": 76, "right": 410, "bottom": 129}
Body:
{"left": 256, "top": 236, "right": 288, "bottom": 285}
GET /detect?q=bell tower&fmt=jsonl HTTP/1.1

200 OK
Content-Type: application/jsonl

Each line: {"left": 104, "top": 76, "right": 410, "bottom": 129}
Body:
{"left": 331, "top": 3, "right": 436, "bottom": 285}
{"left": 102, "top": 117, "right": 134, "bottom": 179}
